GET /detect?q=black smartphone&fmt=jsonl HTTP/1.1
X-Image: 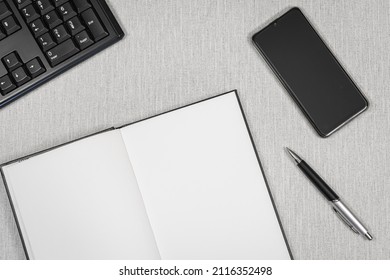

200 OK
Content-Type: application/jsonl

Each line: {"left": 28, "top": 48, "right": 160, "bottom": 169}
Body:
{"left": 252, "top": 7, "right": 368, "bottom": 137}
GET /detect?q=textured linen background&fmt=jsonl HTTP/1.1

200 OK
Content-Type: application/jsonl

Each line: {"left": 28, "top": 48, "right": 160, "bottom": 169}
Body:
{"left": 0, "top": 0, "right": 389, "bottom": 259}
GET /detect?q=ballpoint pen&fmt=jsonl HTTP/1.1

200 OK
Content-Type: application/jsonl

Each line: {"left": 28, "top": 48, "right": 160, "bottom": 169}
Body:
{"left": 285, "top": 147, "right": 373, "bottom": 240}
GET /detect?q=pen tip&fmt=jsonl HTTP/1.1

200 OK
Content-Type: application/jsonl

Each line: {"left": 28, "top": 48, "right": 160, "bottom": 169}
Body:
{"left": 365, "top": 232, "right": 373, "bottom": 241}
{"left": 285, "top": 147, "right": 302, "bottom": 164}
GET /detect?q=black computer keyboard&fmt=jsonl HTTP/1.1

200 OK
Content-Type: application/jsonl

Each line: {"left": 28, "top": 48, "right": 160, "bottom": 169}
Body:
{"left": 0, "top": 0, "right": 124, "bottom": 108}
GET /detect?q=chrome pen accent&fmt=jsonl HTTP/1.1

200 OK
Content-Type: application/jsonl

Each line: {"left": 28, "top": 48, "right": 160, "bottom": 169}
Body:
{"left": 331, "top": 200, "right": 372, "bottom": 239}
{"left": 332, "top": 205, "right": 360, "bottom": 234}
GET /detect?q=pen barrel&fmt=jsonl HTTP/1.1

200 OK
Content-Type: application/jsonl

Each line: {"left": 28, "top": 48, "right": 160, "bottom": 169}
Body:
{"left": 298, "top": 161, "right": 339, "bottom": 201}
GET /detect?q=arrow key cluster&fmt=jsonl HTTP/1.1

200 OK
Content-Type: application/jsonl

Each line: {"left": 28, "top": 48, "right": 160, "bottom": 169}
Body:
{"left": 0, "top": 52, "right": 45, "bottom": 96}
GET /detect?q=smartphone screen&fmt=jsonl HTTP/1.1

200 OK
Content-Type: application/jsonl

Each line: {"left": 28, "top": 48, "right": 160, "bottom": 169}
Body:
{"left": 252, "top": 7, "right": 368, "bottom": 137}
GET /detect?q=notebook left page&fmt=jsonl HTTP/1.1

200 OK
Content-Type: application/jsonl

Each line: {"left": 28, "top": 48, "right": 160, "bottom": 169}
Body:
{"left": 1, "top": 130, "right": 160, "bottom": 260}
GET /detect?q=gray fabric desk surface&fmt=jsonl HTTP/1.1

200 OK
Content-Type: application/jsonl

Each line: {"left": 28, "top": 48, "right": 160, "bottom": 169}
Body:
{"left": 0, "top": 0, "right": 389, "bottom": 260}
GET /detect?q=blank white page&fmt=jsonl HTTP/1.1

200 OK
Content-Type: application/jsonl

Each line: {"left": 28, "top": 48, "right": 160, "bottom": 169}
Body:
{"left": 120, "top": 92, "right": 291, "bottom": 259}
{"left": 2, "top": 130, "right": 159, "bottom": 260}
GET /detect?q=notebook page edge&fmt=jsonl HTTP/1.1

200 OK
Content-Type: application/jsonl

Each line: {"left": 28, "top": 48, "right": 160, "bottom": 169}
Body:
{"left": 232, "top": 94, "right": 293, "bottom": 260}
{"left": 0, "top": 128, "right": 115, "bottom": 169}
{"left": 118, "top": 129, "right": 162, "bottom": 260}
{"left": 118, "top": 90, "right": 238, "bottom": 130}
{"left": 0, "top": 167, "right": 32, "bottom": 259}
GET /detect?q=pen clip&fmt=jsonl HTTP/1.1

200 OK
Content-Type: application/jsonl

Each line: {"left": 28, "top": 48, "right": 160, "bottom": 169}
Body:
{"left": 332, "top": 207, "right": 360, "bottom": 234}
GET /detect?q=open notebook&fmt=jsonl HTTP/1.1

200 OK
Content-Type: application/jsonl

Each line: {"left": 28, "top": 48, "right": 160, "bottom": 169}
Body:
{"left": 1, "top": 91, "right": 292, "bottom": 260}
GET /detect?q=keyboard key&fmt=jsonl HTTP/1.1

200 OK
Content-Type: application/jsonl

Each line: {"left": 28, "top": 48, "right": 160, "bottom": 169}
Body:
{"left": 37, "top": 32, "right": 56, "bottom": 51}
{"left": 52, "top": 0, "right": 67, "bottom": 8}
{"left": 81, "top": 9, "right": 107, "bottom": 41}
{"left": 0, "top": 75, "right": 16, "bottom": 95}
{"left": 3, "top": 52, "right": 22, "bottom": 70}
{"left": 74, "top": 30, "right": 93, "bottom": 50}
{"left": 26, "top": 58, "right": 45, "bottom": 78}
{"left": 2, "top": 16, "right": 20, "bottom": 35}
{"left": 34, "top": 0, "right": 54, "bottom": 15}
{"left": 46, "top": 39, "right": 79, "bottom": 66}
{"left": 30, "top": 18, "right": 48, "bottom": 38}
{"left": 21, "top": 4, "right": 39, "bottom": 23}
{"left": 57, "top": 2, "right": 76, "bottom": 21}
{"left": 52, "top": 24, "right": 70, "bottom": 43}
{"left": 14, "top": 0, "right": 32, "bottom": 10}
{"left": 11, "top": 67, "right": 31, "bottom": 86}
{"left": 72, "top": 0, "right": 91, "bottom": 13}
{"left": 44, "top": 10, "right": 62, "bottom": 29}
{"left": 0, "top": 2, "right": 12, "bottom": 21}
{"left": 66, "top": 16, "right": 84, "bottom": 36}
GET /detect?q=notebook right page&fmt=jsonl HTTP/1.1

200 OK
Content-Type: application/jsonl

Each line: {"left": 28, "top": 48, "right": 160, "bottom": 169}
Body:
{"left": 120, "top": 91, "right": 291, "bottom": 259}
